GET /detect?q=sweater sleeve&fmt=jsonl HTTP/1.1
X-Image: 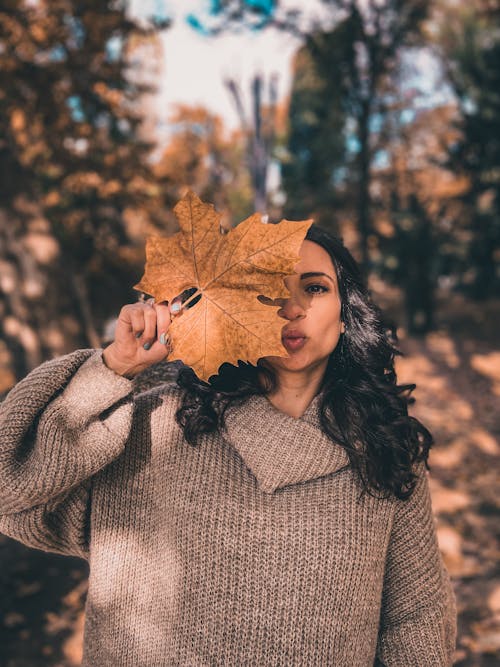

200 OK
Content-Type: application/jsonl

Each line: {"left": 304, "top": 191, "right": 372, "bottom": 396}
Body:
{"left": 375, "top": 461, "right": 457, "bottom": 667}
{"left": 0, "top": 348, "right": 135, "bottom": 559}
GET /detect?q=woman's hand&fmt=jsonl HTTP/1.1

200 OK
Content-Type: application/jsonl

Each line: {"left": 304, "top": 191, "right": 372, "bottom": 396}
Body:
{"left": 102, "top": 297, "right": 179, "bottom": 378}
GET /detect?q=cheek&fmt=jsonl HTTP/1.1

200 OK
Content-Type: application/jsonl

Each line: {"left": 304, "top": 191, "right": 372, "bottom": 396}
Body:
{"left": 319, "top": 301, "right": 342, "bottom": 333}
{"left": 323, "top": 328, "right": 342, "bottom": 354}
{"left": 318, "top": 304, "right": 342, "bottom": 348}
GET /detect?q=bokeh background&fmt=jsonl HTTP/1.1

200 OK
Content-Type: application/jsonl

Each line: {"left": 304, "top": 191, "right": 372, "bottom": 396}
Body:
{"left": 0, "top": 1, "right": 499, "bottom": 665}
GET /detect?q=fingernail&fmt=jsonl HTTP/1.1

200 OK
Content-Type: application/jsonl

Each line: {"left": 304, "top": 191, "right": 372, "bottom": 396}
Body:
{"left": 135, "top": 332, "right": 142, "bottom": 339}
{"left": 159, "top": 333, "right": 166, "bottom": 345}
{"left": 171, "top": 302, "right": 181, "bottom": 313}
{"left": 143, "top": 342, "right": 152, "bottom": 350}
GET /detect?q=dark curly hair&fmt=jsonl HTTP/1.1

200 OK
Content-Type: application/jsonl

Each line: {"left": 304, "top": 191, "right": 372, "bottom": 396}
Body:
{"left": 175, "top": 225, "right": 433, "bottom": 501}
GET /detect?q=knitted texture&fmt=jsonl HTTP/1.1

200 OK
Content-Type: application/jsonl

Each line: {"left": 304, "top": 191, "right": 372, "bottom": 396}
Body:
{"left": 0, "top": 349, "right": 457, "bottom": 666}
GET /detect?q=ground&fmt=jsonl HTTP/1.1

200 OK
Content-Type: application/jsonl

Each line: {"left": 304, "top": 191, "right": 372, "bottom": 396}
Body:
{"left": 0, "top": 291, "right": 498, "bottom": 666}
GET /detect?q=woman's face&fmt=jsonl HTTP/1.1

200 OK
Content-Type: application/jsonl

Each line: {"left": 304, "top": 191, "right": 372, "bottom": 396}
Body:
{"left": 263, "top": 239, "right": 345, "bottom": 376}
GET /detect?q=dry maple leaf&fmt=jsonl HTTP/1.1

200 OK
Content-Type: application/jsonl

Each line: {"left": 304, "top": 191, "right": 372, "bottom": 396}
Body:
{"left": 134, "top": 191, "right": 313, "bottom": 381}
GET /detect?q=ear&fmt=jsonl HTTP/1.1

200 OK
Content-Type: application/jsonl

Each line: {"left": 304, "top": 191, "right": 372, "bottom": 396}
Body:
{"left": 340, "top": 321, "right": 345, "bottom": 333}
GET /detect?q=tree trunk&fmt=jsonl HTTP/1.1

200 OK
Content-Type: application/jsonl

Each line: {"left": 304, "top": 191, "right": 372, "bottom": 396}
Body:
{"left": 70, "top": 272, "right": 102, "bottom": 349}
{"left": 357, "top": 99, "right": 372, "bottom": 271}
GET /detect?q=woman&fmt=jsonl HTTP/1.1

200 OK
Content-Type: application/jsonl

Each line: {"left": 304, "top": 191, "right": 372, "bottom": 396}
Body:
{"left": 0, "top": 226, "right": 456, "bottom": 666}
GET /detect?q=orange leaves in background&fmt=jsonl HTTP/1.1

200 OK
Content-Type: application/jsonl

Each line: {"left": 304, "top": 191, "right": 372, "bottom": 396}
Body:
{"left": 134, "top": 191, "right": 312, "bottom": 381}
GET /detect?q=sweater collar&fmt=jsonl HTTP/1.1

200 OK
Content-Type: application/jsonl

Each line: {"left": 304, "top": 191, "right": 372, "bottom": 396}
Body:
{"left": 222, "top": 393, "right": 350, "bottom": 494}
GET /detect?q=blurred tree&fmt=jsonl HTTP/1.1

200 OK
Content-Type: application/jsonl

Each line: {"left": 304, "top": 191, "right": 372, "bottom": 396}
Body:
{"left": 0, "top": 0, "right": 171, "bottom": 386}
{"left": 186, "top": 2, "right": 283, "bottom": 216}
{"left": 154, "top": 104, "right": 254, "bottom": 225}
{"left": 281, "top": 20, "right": 352, "bottom": 230}
{"left": 225, "top": 73, "right": 279, "bottom": 215}
{"left": 390, "top": 192, "right": 436, "bottom": 333}
{"left": 186, "top": 0, "right": 278, "bottom": 35}
{"left": 437, "top": 1, "right": 500, "bottom": 299}
{"left": 372, "top": 101, "right": 468, "bottom": 334}
{"left": 281, "top": 0, "right": 431, "bottom": 269}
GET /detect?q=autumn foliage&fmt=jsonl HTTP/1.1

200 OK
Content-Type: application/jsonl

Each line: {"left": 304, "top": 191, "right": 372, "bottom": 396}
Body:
{"left": 134, "top": 191, "right": 312, "bottom": 380}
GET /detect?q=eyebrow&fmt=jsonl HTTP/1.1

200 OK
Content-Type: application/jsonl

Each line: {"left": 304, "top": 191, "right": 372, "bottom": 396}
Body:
{"left": 299, "top": 271, "right": 335, "bottom": 283}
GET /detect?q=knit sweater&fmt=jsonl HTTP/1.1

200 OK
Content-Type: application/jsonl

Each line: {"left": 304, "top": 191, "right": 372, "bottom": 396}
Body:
{"left": 0, "top": 348, "right": 457, "bottom": 666}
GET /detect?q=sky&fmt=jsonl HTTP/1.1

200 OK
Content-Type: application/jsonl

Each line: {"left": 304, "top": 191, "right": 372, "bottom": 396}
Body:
{"left": 127, "top": 0, "right": 449, "bottom": 148}
{"left": 128, "top": 0, "right": 330, "bottom": 138}
{"left": 159, "top": 21, "right": 299, "bottom": 131}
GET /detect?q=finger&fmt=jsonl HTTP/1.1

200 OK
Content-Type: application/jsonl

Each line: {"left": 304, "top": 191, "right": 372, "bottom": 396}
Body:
{"left": 153, "top": 301, "right": 171, "bottom": 345}
{"left": 169, "top": 296, "right": 183, "bottom": 316}
{"left": 140, "top": 304, "right": 158, "bottom": 347}
{"left": 127, "top": 305, "right": 148, "bottom": 339}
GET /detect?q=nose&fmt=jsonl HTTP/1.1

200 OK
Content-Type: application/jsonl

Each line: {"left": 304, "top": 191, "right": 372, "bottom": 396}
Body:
{"left": 275, "top": 295, "right": 306, "bottom": 321}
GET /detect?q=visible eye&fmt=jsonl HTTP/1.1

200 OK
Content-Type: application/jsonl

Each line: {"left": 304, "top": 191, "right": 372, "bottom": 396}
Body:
{"left": 305, "top": 283, "right": 329, "bottom": 294}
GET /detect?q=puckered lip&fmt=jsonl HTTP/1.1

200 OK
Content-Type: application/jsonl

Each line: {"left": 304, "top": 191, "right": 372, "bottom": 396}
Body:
{"left": 281, "top": 329, "right": 307, "bottom": 339}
